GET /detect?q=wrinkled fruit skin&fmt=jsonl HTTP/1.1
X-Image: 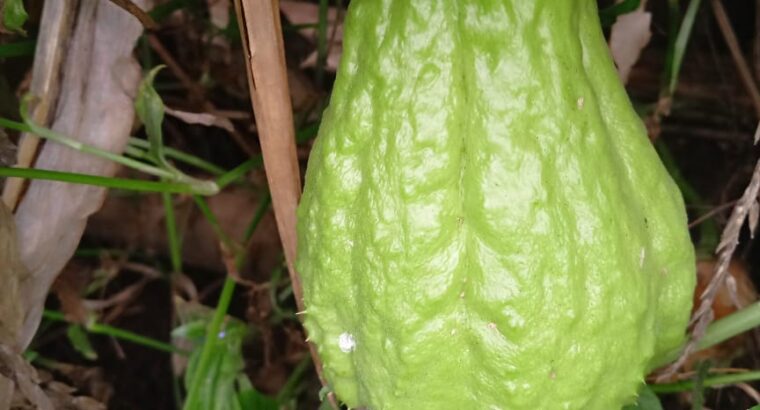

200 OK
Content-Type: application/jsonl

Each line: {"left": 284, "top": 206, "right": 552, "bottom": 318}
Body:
{"left": 296, "top": 1, "right": 696, "bottom": 409}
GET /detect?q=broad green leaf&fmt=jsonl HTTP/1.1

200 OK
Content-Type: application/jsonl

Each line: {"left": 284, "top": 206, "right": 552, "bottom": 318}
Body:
{"left": 237, "top": 375, "right": 278, "bottom": 410}
{"left": 176, "top": 306, "right": 270, "bottom": 410}
{"left": 2, "top": 0, "right": 28, "bottom": 34}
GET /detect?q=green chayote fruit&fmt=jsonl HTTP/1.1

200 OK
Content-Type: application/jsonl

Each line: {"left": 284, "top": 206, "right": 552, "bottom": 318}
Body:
{"left": 296, "top": 1, "right": 696, "bottom": 409}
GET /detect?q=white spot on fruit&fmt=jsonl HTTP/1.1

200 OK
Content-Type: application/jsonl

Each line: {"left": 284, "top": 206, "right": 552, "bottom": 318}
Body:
{"left": 487, "top": 322, "right": 497, "bottom": 330}
{"left": 450, "top": 328, "right": 457, "bottom": 336}
{"left": 338, "top": 332, "right": 356, "bottom": 353}
{"left": 576, "top": 97, "right": 584, "bottom": 109}
{"left": 639, "top": 247, "right": 646, "bottom": 268}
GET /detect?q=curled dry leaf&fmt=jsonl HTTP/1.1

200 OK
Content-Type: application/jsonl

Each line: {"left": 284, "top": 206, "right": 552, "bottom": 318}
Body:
{"left": 0, "top": 202, "right": 26, "bottom": 410}
{"left": 206, "top": 0, "right": 230, "bottom": 29}
{"left": 0, "top": 202, "right": 25, "bottom": 346}
{"left": 609, "top": 4, "right": 652, "bottom": 84}
{"left": 165, "top": 106, "right": 235, "bottom": 133}
{"left": 10, "top": 0, "right": 152, "bottom": 349}
{"left": 0, "top": 345, "right": 53, "bottom": 410}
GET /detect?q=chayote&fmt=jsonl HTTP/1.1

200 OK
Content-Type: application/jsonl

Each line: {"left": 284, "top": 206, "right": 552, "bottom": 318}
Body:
{"left": 296, "top": 1, "right": 696, "bottom": 409}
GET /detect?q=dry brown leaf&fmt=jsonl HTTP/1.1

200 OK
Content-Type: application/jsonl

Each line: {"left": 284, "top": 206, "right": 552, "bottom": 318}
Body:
{"left": 165, "top": 106, "right": 235, "bottom": 133}
{"left": 0, "top": 345, "right": 53, "bottom": 410}
{"left": 0, "top": 202, "right": 26, "bottom": 410}
{"left": 207, "top": 0, "right": 231, "bottom": 29}
{"left": 0, "top": 202, "right": 25, "bottom": 347}
{"left": 86, "top": 186, "right": 282, "bottom": 277}
{"left": 609, "top": 5, "right": 652, "bottom": 84}
{"left": 0, "top": 130, "right": 15, "bottom": 168}
{"left": 10, "top": 0, "right": 153, "bottom": 350}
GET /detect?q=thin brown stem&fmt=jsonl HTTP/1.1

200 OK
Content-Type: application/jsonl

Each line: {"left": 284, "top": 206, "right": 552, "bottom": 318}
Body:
{"left": 146, "top": 34, "right": 258, "bottom": 157}
{"left": 109, "top": 0, "right": 157, "bottom": 30}
{"left": 689, "top": 200, "right": 738, "bottom": 228}
{"left": 711, "top": 0, "right": 760, "bottom": 118}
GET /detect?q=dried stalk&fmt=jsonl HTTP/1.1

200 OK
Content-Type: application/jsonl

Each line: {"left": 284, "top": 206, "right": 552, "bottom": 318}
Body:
{"left": 711, "top": 0, "right": 760, "bottom": 117}
{"left": 235, "top": 0, "right": 334, "bottom": 405}
{"left": 664, "top": 122, "right": 760, "bottom": 376}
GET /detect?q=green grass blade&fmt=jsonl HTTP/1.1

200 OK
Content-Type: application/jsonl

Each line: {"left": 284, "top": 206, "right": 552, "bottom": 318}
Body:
{"left": 43, "top": 310, "right": 189, "bottom": 356}
{"left": 128, "top": 137, "right": 227, "bottom": 175}
{"left": 215, "top": 157, "right": 262, "bottom": 189}
{"left": 668, "top": 0, "right": 703, "bottom": 94}
{"left": 0, "top": 166, "right": 204, "bottom": 194}
{"left": 0, "top": 39, "right": 35, "bottom": 58}
{"left": 649, "top": 370, "right": 760, "bottom": 397}
{"left": 163, "top": 192, "right": 183, "bottom": 273}
{"left": 652, "top": 302, "right": 760, "bottom": 370}
{"left": 182, "top": 277, "right": 237, "bottom": 410}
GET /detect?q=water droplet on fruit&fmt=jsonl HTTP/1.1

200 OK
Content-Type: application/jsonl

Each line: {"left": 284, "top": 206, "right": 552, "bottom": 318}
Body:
{"left": 338, "top": 332, "right": 356, "bottom": 353}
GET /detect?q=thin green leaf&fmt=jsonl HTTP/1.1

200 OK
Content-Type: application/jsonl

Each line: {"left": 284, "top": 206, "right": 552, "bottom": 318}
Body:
{"left": 667, "top": 0, "right": 703, "bottom": 94}
{"left": 275, "top": 356, "right": 312, "bottom": 404}
{"left": 66, "top": 325, "right": 98, "bottom": 361}
{"left": 135, "top": 65, "right": 170, "bottom": 168}
{"left": 652, "top": 302, "right": 760, "bottom": 370}
{"left": 599, "top": 0, "right": 641, "bottom": 27}
{"left": 651, "top": 370, "right": 760, "bottom": 394}
{"left": 44, "top": 310, "right": 189, "bottom": 356}
{"left": 182, "top": 278, "right": 239, "bottom": 410}
{"left": 163, "top": 192, "right": 183, "bottom": 273}
{"left": 215, "top": 157, "right": 261, "bottom": 189}
{"left": 128, "top": 137, "right": 226, "bottom": 176}
{"left": 691, "top": 361, "right": 711, "bottom": 410}
{"left": 2, "top": 0, "right": 28, "bottom": 34}
{"left": 0, "top": 166, "right": 207, "bottom": 195}
{"left": 0, "top": 39, "right": 35, "bottom": 58}
{"left": 2, "top": 102, "right": 219, "bottom": 195}
{"left": 296, "top": 121, "right": 321, "bottom": 143}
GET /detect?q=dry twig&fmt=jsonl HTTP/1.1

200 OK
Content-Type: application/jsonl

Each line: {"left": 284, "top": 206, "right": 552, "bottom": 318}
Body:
{"left": 664, "top": 122, "right": 760, "bottom": 376}
{"left": 711, "top": 0, "right": 760, "bottom": 117}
